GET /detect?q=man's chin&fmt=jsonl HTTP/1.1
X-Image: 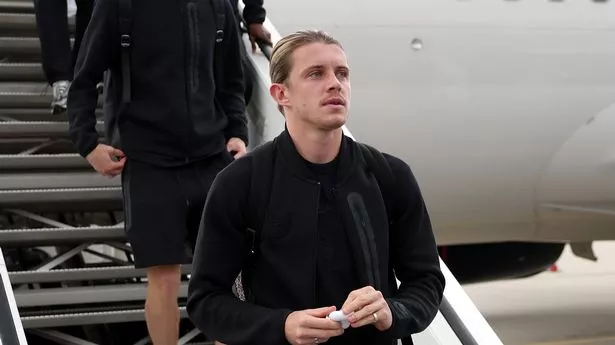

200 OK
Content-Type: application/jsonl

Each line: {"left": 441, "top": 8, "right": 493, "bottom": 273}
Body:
{"left": 321, "top": 116, "right": 347, "bottom": 131}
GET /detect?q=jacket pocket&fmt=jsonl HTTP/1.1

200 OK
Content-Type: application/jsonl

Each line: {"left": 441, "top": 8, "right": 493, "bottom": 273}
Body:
{"left": 186, "top": 2, "right": 200, "bottom": 94}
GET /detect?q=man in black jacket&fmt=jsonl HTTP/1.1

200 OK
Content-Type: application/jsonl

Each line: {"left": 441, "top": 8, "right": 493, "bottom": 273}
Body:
{"left": 67, "top": 1, "right": 247, "bottom": 344}
{"left": 187, "top": 30, "right": 445, "bottom": 345}
{"left": 231, "top": 0, "right": 273, "bottom": 52}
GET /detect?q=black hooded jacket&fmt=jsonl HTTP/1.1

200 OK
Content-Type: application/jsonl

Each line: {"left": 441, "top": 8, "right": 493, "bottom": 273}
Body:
{"left": 187, "top": 130, "right": 445, "bottom": 344}
{"left": 68, "top": 0, "right": 247, "bottom": 166}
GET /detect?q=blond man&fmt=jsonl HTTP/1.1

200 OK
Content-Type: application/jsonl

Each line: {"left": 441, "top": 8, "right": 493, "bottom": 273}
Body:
{"left": 188, "top": 30, "right": 444, "bottom": 345}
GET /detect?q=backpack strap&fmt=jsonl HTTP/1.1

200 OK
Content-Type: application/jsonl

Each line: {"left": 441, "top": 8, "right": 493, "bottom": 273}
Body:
{"left": 235, "top": 141, "right": 275, "bottom": 302}
{"left": 118, "top": 0, "right": 132, "bottom": 105}
{"left": 245, "top": 141, "right": 275, "bottom": 258}
{"left": 210, "top": 0, "right": 226, "bottom": 88}
{"left": 357, "top": 143, "right": 396, "bottom": 224}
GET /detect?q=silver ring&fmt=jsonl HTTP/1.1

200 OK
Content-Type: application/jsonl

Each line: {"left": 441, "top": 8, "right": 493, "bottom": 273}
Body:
{"left": 373, "top": 312, "right": 378, "bottom": 323}
{"left": 314, "top": 337, "right": 320, "bottom": 344}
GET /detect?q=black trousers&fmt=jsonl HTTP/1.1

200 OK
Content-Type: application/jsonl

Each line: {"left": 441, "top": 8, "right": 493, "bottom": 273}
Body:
{"left": 33, "top": 0, "right": 95, "bottom": 85}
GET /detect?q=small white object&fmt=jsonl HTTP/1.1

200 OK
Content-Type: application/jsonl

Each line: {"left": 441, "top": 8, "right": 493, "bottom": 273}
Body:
{"left": 328, "top": 310, "right": 350, "bottom": 329}
{"left": 67, "top": 0, "right": 77, "bottom": 18}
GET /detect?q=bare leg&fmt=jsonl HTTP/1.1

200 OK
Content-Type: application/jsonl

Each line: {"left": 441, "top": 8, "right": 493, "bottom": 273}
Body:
{"left": 145, "top": 265, "right": 181, "bottom": 345}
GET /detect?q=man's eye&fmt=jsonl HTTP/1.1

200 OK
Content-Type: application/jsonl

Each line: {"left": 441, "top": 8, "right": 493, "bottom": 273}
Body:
{"left": 308, "top": 71, "right": 322, "bottom": 78}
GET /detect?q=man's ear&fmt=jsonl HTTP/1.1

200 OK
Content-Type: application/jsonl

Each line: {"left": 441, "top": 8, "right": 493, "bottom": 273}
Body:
{"left": 269, "top": 83, "right": 290, "bottom": 108}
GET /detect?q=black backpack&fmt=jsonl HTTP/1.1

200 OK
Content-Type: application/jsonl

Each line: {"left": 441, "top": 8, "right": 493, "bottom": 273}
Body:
{"left": 104, "top": 0, "right": 229, "bottom": 148}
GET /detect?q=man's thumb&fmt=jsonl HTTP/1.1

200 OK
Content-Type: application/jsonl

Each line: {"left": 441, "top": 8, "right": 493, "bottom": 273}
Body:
{"left": 305, "top": 306, "right": 336, "bottom": 318}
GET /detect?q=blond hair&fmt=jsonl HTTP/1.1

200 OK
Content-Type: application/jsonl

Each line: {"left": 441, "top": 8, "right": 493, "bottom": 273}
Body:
{"left": 270, "top": 29, "right": 343, "bottom": 85}
{"left": 269, "top": 30, "right": 343, "bottom": 113}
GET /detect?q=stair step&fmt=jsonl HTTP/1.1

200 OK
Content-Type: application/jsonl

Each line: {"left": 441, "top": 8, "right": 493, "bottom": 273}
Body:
{"left": 0, "top": 108, "right": 66, "bottom": 121}
{"left": 0, "top": 171, "right": 119, "bottom": 190}
{"left": 0, "top": 12, "right": 35, "bottom": 35}
{"left": 0, "top": 1, "right": 34, "bottom": 14}
{"left": 9, "top": 265, "right": 193, "bottom": 284}
{"left": 0, "top": 91, "right": 52, "bottom": 108}
{"left": 15, "top": 282, "right": 189, "bottom": 307}
{"left": 21, "top": 306, "right": 189, "bottom": 329}
{"left": 0, "top": 12, "right": 74, "bottom": 36}
{"left": 0, "top": 36, "right": 41, "bottom": 59}
{"left": 0, "top": 120, "right": 104, "bottom": 138}
{"left": 0, "top": 187, "right": 122, "bottom": 211}
{"left": 0, "top": 92, "right": 102, "bottom": 109}
{"left": 0, "top": 153, "right": 91, "bottom": 171}
{"left": 0, "top": 108, "right": 103, "bottom": 121}
{"left": 0, "top": 139, "right": 80, "bottom": 156}
{"left": 0, "top": 62, "right": 44, "bottom": 81}
{"left": 0, "top": 225, "right": 125, "bottom": 247}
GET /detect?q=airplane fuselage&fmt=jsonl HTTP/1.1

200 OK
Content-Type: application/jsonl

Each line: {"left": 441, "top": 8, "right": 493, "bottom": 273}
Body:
{"left": 257, "top": 0, "right": 615, "bottom": 245}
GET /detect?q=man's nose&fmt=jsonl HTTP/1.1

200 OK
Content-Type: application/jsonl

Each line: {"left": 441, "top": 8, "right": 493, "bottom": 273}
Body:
{"left": 326, "top": 72, "right": 342, "bottom": 91}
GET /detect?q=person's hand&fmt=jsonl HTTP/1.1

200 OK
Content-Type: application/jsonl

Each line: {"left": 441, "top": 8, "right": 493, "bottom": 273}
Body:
{"left": 285, "top": 306, "right": 344, "bottom": 344}
{"left": 248, "top": 23, "right": 272, "bottom": 53}
{"left": 342, "top": 286, "right": 393, "bottom": 331}
{"left": 86, "top": 144, "right": 126, "bottom": 178}
{"left": 226, "top": 137, "right": 247, "bottom": 159}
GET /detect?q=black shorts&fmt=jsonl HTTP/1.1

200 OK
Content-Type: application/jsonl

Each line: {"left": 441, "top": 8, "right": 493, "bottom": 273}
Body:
{"left": 121, "top": 151, "right": 233, "bottom": 268}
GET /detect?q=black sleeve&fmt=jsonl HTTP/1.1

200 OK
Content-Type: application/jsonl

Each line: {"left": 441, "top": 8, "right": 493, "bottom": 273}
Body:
{"left": 187, "top": 157, "right": 292, "bottom": 345}
{"left": 383, "top": 155, "right": 446, "bottom": 337}
{"left": 242, "top": 0, "right": 266, "bottom": 25}
{"left": 219, "top": 1, "right": 248, "bottom": 144}
{"left": 67, "top": 0, "right": 117, "bottom": 158}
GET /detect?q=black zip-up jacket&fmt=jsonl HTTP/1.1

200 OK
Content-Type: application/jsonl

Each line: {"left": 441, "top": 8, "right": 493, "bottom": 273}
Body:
{"left": 68, "top": 0, "right": 247, "bottom": 166}
{"left": 187, "top": 130, "right": 445, "bottom": 345}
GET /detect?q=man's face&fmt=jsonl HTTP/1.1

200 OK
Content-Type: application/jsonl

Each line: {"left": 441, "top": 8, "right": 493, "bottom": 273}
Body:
{"left": 273, "top": 43, "right": 351, "bottom": 131}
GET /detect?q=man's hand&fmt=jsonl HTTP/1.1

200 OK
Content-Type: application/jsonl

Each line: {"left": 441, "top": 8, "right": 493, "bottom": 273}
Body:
{"left": 285, "top": 306, "right": 344, "bottom": 345}
{"left": 226, "top": 137, "right": 247, "bottom": 159}
{"left": 342, "top": 286, "right": 393, "bottom": 331}
{"left": 248, "top": 23, "right": 272, "bottom": 53}
{"left": 86, "top": 144, "right": 126, "bottom": 178}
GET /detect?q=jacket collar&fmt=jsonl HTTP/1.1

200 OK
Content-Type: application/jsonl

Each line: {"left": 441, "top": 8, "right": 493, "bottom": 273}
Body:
{"left": 275, "top": 127, "right": 357, "bottom": 185}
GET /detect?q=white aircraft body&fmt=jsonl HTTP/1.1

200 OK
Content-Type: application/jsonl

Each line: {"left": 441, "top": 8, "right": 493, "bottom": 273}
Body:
{"left": 242, "top": 0, "right": 615, "bottom": 280}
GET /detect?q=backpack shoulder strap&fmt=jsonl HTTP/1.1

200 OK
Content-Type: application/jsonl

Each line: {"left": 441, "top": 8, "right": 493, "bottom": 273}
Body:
{"left": 235, "top": 141, "right": 275, "bottom": 301}
{"left": 246, "top": 141, "right": 276, "bottom": 258}
{"left": 210, "top": 0, "right": 227, "bottom": 87}
{"left": 117, "top": 0, "right": 132, "bottom": 105}
{"left": 357, "top": 142, "right": 396, "bottom": 224}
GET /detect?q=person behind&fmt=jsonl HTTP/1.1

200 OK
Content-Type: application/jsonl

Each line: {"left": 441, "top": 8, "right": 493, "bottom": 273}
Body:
{"left": 67, "top": 1, "right": 247, "bottom": 344}
{"left": 33, "top": 0, "right": 96, "bottom": 114}
{"left": 187, "top": 30, "right": 445, "bottom": 345}
{"left": 231, "top": 0, "right": 273, "bottom": 53}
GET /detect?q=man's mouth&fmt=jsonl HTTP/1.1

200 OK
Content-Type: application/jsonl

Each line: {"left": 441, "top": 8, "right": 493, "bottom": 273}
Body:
{"left": 322, "top": 98, "right": 346, "bottom": 107}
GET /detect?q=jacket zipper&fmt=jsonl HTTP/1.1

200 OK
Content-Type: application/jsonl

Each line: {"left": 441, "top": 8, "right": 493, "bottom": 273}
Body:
{"left": 184, "top": 1, "right": 199, "bottom": 162}
{"left": 313, "top": 181, "right": 321, "bottom": 306}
